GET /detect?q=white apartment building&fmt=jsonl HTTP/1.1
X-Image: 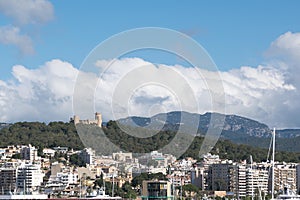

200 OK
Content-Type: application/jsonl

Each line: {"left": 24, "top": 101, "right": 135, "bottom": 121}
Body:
{"left": 230, "top": 164, "right": 247, "bottom": 197}
{"left": 53, "top": 172, "right": 78, "bottom": 185}
{"left": 0, "top": 161, "right": 44, "bottom": 194}
{"left": 16, "top": 163, "right": 44, "bottom": 193}
{"left": 273, "top": 164, "right": 297, "bottom": 192}
{"left": 246, "top": 167, "right": 269, "bottom": 197}
{"left": 209, "top": 162, "right": 269, "bottom": 198}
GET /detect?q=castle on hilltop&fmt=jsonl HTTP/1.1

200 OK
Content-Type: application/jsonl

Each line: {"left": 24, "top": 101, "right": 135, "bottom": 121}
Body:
{"left": 72, "top": 112, "right": 102, "bottom": 127}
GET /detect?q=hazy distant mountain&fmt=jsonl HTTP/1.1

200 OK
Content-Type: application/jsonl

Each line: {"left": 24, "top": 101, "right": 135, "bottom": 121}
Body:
{"left": 118, "top": 111, "right": 272, "bottom": 138}
{"left": 0, "top": 123, "right": 10, "bottom": 130}
{"left": 276, "top": 129, "right": 300, "bottom": 138}
{"left": 118, "top": 111, "right": 300, "bottom": 152}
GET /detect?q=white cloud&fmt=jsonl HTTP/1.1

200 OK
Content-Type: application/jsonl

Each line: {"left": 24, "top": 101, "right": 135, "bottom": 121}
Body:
{"left": 0, "top": 59, "right": 78, "bottom": 122}
{"left": 1, "top": 32, "right": 300, "bottom": 128}
{"left": 78, "top": 58, "right": 297, "bottom": 127}
{"left": 268, "top": 32, "right": 300, "bottom": 59}
{"left": 0, "top": 25, "right": 34, "bottom": 55}
{"left": 0, "top": 0, "right": 54, "bottom": 54}
{"left": 0, "top": 0, "right": 54, "bottom": 25}
{"left": 0, "top": 57, "right": 295, "bottom": 128}
{"left": 221, "top": 65, "right": 295, "bottom": 127}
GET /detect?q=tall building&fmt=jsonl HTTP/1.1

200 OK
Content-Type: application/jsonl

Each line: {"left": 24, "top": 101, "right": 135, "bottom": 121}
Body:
{"left": 80, "top": 148, "right": 95, "bottom": 165}
{"left": 230, "top": 164, "right": 247, "bottom": 198}
{"left": 207, "top": 163, "right": 231, "bottom": 191}
{"left": 0, "top": 162, "right": 22, "bottom": 194}
{"left": 16, "top": 163, "right": 44, "bottom": 193}
{"left": 198, "top": 153, "right": 223, "bottom": 190}
{"left": 0, "top": 168, "right": 17, "bottom": 194}
{"left": 230, "top": 163, "right": 269, "bottom": 198}
{"left": 21, "top": 144, "right": 38, "bottom": 161}
{"left": 246, "top": 167, "right": 269, "bottom": 197}
{"left": 297, "top": 165, "right": 300, "bottom": 194}
{"left": 0, "top": 162, "right": 44, "bottom": 195}
{"left": 272, "top": 164, "right": 297, "bottom": 193}
{"left": 191, "top": 165, "right": 201, "bottom": 188}
{"left": 142, "top": 180, "right": 173, "bottom": 200}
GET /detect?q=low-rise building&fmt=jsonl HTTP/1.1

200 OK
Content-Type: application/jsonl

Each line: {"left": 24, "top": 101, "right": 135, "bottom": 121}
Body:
{"left": 142, "top": 180, "right": 173, "bottom": 200}
{"left": 112, "top": 151, "right": 132, "bottom": 162}
{"left": 43, "top": 148, "right": 56, "bottom": 158}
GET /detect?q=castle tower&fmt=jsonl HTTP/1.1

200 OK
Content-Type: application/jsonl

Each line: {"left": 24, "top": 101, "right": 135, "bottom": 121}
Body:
{"left": 95, "top": 112, "right": 102, "bottom": 127}
{"left": 74, "top": 115, "right": 80, "bottom": 125}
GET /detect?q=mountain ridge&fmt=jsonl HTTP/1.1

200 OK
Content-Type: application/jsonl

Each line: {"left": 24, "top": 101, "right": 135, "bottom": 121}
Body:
{"left": 117, "top": 111, "right": 300, "bottom": 152}
{"left": 0, "top": 123, "right": 11, "bottom": 130}
{"left": 118, "top": 111, "right": 273, "bottom": 138}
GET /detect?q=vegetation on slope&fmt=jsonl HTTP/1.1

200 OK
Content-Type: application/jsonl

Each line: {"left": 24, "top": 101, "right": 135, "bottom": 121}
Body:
{"left": 0, "top": 121, "right": 300, "bottom": 162}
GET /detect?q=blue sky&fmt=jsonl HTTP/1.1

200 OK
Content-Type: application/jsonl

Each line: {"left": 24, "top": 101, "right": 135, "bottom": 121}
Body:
{"left": 1, "top": 0, "right": 300, "bottom": 128}
{"left": 1, "top": 1, "right": 300, "bottom": 79}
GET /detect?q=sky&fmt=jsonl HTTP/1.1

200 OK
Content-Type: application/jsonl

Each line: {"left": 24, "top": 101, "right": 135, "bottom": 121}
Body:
{"left": 0, "top": 0, "right": 300, "bottom": 128}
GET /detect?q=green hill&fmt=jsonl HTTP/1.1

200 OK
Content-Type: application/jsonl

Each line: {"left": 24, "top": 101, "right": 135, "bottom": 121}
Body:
{"left": 0, "top": 121, "right": 300, "bottom": 162}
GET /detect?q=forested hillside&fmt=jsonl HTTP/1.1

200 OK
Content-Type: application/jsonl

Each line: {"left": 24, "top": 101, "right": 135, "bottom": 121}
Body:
{"left": 0, "top": 121, "right": 84, "bottom": 151}
{"left": 0, "top": 121, "right": 300, "bottom": 162}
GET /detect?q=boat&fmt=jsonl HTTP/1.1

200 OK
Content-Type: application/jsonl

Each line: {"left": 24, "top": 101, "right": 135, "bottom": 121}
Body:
{"left": 277, "top": 186, "right": 300, "bottom": 200}
{"left": 83, "top": 187, "right": 122, "bottom": 200}
{"left": 0, "top": 192, "right": 48, "bottom": 199}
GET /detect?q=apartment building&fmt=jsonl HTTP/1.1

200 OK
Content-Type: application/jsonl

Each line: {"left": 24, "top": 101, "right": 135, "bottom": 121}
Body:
{"left": 142, "top": 180, "right": 173, "bottom": 200}
{"left": 16, "top": 163, "right": 44, "bottom": 193}
{"left": 21, "top": 144, "right": 38, "bottom": 161}
{"left": 0, "top": 168, "right": 17, "bottom": 194}
{"left": 273, "top": 164, "right": 297, "bottom": 192}
{"left": 207, "top": 163, "right": 231, "bottom": 191}
{"left": 80, "top": 148, "right": 95, "bottom": 165}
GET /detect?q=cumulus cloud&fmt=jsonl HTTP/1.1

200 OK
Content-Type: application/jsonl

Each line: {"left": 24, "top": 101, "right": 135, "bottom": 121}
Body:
{"left": 0, "top": 25, "right": 34, "bottom": 55}
{"left": 0, "top": 0, "right": 54, "bottom": 25}
{"left": 268, "top": 32, "right": 300, "bottom": 60}
{"left": 222, "top": 65, "right": 295, "bottom": 127}
{"left": 1, "top": 32, "right": 300, "bottom": 128}
{"left": 0, "top": 59, "right": 78, "bottom": 122}
{"left": 91, "top": 58, "right": 295, "bottom": 128}
{"left": 261, "top": 31, "right": 300, "bottom": 128}
{"left": 0, "top": 0, "right": 54, "bottom": 54}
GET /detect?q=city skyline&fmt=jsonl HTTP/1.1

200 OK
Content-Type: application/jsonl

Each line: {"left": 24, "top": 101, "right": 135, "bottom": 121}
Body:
{"left": 0, "top": 1, "right": 300, "bottom": 128}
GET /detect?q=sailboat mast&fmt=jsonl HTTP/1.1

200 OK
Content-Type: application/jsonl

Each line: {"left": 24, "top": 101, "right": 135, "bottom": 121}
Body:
{"left": 250, "top": 155, "right": 254, "bottom": 200}
{"left": 112, "top": 169, "right": 114, "bottom": 197}
{"left": 271, "top": 128, "right": 275, "bottom": 200}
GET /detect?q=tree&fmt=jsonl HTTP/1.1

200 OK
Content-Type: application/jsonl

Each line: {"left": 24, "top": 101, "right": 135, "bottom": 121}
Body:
{"left": 69, "top": 154, "right": 85, "bottom": 167}
{"left": 11, "top": 153, "right": 21, "bottom": 159}
{"left": 182, "top": 184, "right": 199, "bottom": 197}
{"left": 121, "top": 181, "right": 137, "bottom": 199}
{"left": 131, "top": 172, "right": 167, "bottom": 188}
{"left": 1, "top": 121, "right": 300, "bottom": 163}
